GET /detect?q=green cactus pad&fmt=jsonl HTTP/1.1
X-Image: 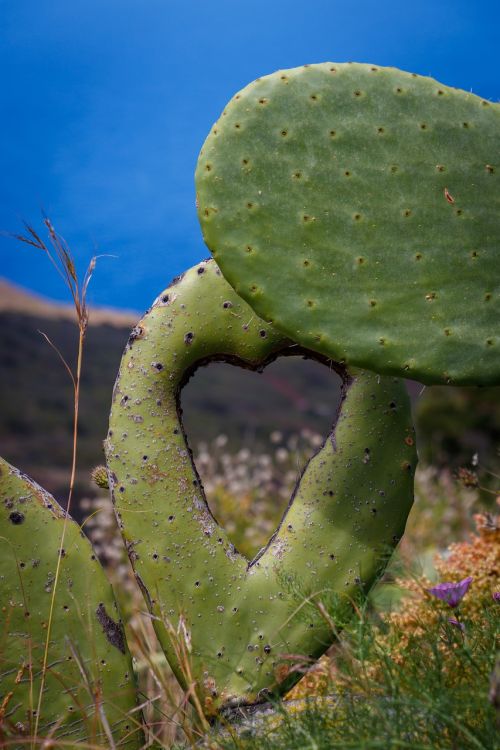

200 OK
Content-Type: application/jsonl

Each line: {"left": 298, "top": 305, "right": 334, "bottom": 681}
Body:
{"left": 106, "top": 260, "right": 416, "bottom": 715}
{"left": 0, "top": 458, "right": 141, "bottom": 747}
{"left": 196, "top": 63, "right": 500, "bottom": 386}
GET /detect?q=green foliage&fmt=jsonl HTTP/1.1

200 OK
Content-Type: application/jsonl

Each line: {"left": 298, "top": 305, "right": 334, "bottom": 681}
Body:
{"left": 0, "top": 456, "right": 141, "bottom": 747}
{"left": 210, "top": 600, "right": 498, "bottom": 750}
{"left": 196, "top": 62, "right": 500, "bottom": 386}
{"left": 106, "top": 259, "right": 415, "bottom": 715}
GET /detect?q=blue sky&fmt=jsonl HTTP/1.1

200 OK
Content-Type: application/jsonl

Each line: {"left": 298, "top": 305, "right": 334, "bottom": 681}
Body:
{"left": 1, "top": 0, "right": 498, "bottom": 312}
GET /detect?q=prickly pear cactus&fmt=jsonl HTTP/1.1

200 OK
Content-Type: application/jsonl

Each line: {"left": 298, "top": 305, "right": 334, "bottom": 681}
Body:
{"left": 106, "top": 259, "right": 416, "bottom": 716}
{"left": 0, "top": 457, "right": 141, "bottom": 747}
{"left": 196, "top": 63, "right": 500, "bottom": 386}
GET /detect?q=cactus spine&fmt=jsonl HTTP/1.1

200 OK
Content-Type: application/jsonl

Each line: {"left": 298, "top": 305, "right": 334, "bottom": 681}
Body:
{"left": 106, "top": 260, "right": 416, "bottom": 715}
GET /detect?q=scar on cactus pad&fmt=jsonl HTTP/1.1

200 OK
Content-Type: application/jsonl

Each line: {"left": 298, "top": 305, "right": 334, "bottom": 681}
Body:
{"left": 196, "top": 62, "right": 500, "bottom": 386}
{"left": 0, "top": 457, "right": 141, "bottom": 747}
{"left": 106, "top": 259, "right": 416, "bottom": 716}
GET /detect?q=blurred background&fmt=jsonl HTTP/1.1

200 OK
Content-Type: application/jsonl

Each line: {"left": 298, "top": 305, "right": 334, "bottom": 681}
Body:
{"left": 0, "top": 0, "right": 498, "bottom": 556}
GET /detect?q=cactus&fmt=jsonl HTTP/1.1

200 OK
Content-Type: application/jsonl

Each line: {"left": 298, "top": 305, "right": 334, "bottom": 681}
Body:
{"left": 106, "top": 259, "right": 416, "bottom": 715}
{"left": 0, "top": 456, "right": 141, "bottom": 746}
{"left": 195, "top": 63, "right": 500, "bottom": 386}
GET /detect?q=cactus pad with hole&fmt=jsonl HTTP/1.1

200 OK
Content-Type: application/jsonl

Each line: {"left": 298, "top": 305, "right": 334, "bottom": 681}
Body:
{"left": 106, "top": 260, "right": 416, "bottom": 715}
{"left": 0, "top": 457, "right": 140, "bottom": 746}
{"left": 196, "top": 63, "right": 500, "bottom": 386}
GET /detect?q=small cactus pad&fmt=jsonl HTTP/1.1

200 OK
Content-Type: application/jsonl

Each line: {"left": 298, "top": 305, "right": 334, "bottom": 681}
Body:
{"left": 0, "top": 458, "right": 141, "bottom": 746}
{"left": 196, "top": 63, "right": 500, "bottom": 386}
{"left": 106, "top": 260, "right": 416, "bottom": 715}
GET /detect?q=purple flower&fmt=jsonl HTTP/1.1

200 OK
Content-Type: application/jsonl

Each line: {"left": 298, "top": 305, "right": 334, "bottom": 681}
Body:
{"left": 428, "top": 576, "right": 473, "bottom": 608}
{"left": 493, "top": 592, "right": 500, "bottom": 603}
{"left": 448, "top": 618, "right": 465, "bottom": 632}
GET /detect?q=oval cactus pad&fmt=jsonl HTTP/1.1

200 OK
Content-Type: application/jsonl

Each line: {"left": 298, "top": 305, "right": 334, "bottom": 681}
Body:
{"left": 196, "top": 63, "right": 500, "bottom": 385}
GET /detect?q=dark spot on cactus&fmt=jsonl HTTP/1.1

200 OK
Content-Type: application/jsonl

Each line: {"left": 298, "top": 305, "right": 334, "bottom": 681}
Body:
{"left": 306, "top": 300, "right": 314, "bottom": 308}
{"left": 353, "top": 90, "right": 362, "bottom": 97}
{"left": 245, "top": 245, "right": 253, "bottom": 253}
{"left": 310, "top": 94, "right": 318, "bottom": 101}
{"left": 63, "top": 604, "right": 69, "bottom": 610}
{"left": 259, "top": 329, "right": 267, "bottom": 338}
{"left": 152, "top": 553, "right": 158, "bottom": 560}
{"left": 168, "top": 515, "right": 175, "bottom": 522}
{"left": 404, "top": 436, "right": 414, "bottom": 446}
{"left": 280, "top": 75, "right": 288, "bottom": 81}
{"left": 401, "top": 461, "right": 412, "bottom": 472}
{"left": 455, "top": 209, "right": 463, "bottom": 216}
{"left": 204, "top": 164, "right": 212, "bottom": 172}
{"left": 195, "top": 581, "right": 200, "bottom": 587}
{"left": 258, "top": 98, "right": 268, "bottom": 105}
{"left": 232, "top": 606, "right": 238, "bottom": 613}
{"left": 197, "top": 266, "right": 205, "bottom": 274}
{"left": 119, "top": 486, "right": 125, "bottom": 493}
{"left": 485, "top": 293, "right": 492, "bottom": 301}
{"left": 437, "top": 89, "right": 444, "bottom": 96}
{"left": 486, "top": 338, "right": 494, "bottom": 346}
{"left": 329, "top": 67, "right": 337, "bottom": 72}
{"left": 369, "top": 299, "right": 377, "bottom": 307}
{"left": 128, "top": 326, "right": 144, "bottom": 345}
{"left": 217, "top": 651, "right": 223, "bottom": 658}
{"left": 471, "top": 251, "right": 478, "bottom": 259}
{"left": 281, "top": 129, "right": 288, "bottom": 137}
{"left": 173, "top": 428, "right": 180, "bottom": 434}
{"left": 302, "top": 214, "right": 313, "bottom": 222}
{"left": 59, "top": 548, "right": 66, "bottom": 557}
{"left": 395, "top": 87, "right": 403, "bottom": 93}
{"left": 303, "top": 259, "right": 310, "bottom": 267}
{"left": 96, "top": 604, "right": 126, "bottom": 654}
{"left": 170, "top": 272, "right": 185, "bottom": 286}
{"left": 444, "top": 328, "right": 452, "bottom": 336}
{"left": 371, "top": 508, "right": 377, "bottom": 515}
{"left": 356, "top": 257, "right": 365, "bottom": 265}
{"left": 184, "top": 332, "right": 194, "bottom": 345}
{"left": 142, "top": 455, "right": 148, "bottom": 460}
{"left": 20, "top": 561, "right": 25, "bottom": 568}
{"left": 379, "top": 337, "right": 386, "bottom": 346}
{"left": 363, "top": 448, "right": 371, "bottom": 464}
{"left": 389, "top": 401, "right": 397, "bottom": 410}
{"left": 234, "top": 123, "right": 241, "bottom": 129}
{"left": 308, "top": 623, "right": 314, "bottom": 629}
{"left": 403, "top": 209, "right": 412, "bottom": 217}
{"left": 377, "top": 127, "right": 385, "bottom": 134}
{"left": 425, "top": 292, "right": 436, "bottom": 301}
{"left": 436, "top": 164, "right": 445, "bottom": 172}
{"left": 415, "top": 253, "right": 422, "bottom": 261}
{"left": 485, "top": 164, "right": 495, "bottom": 173}
{"left": 344, "top": 170, "right": 351, "bottom": 177}
{"left": 223, "top": 301, "right": 233, "bottom": 309}
{"left": 9, "top": 511, "right": 24, "bottom": 524}
{"left": 481, "top": 100, "right": 490, "bottom": 106}
{"left": 153, "top": 362, "right": 163, "bottom": 371}
{"left": 246, "top": 202, "right": 254, "bottom": 209}
{"left": 390, "top": 165, "right": 398, "bottom": 173}
{"left": 292, "top": 171, "right": 302, "bottom": 179}
{"left": 420, "top": 123, "right": 427, "bottom": 130}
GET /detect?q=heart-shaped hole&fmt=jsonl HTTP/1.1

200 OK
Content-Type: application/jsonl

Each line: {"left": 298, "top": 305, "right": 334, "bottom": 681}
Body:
{"left": 182, "top": 356, "right": 342, "bottom": 559}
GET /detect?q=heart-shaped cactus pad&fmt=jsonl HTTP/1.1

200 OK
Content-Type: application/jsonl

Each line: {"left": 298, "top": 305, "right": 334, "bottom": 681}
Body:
{"left": 196, "top": 63, "right": 500, "bottom": 386}
{"left": 106, "top": 260, "right": 416, "bottom": 716}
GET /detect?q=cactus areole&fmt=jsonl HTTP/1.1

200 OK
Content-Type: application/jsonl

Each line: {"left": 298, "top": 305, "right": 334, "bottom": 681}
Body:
{"left": 196, "top": 63, "right": 500, "bottom": 387}
{"left": 106, "top": 260, "right": 416, "bottom": 716}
